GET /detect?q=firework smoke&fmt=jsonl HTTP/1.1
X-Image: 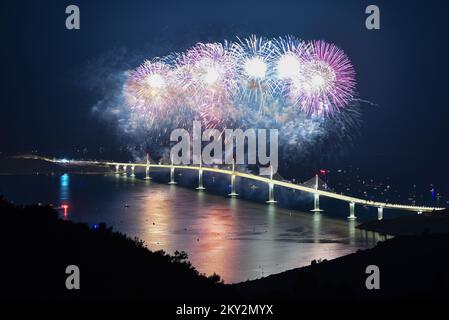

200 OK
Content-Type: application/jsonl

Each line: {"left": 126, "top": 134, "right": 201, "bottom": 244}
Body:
{"left": 95, "top": 35, "right": 360, "bottom": 164}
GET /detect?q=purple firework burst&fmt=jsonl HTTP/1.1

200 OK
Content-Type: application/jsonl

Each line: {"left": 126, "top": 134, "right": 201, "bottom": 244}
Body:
{"left": 288, "top": 40, "right": 356, "bottom": 115}
{"left": 174, "top": 42, "right": 238, "bottom": 128}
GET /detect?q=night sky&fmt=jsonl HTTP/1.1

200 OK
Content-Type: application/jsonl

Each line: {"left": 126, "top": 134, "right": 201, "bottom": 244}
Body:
{"left": 1, "top": 0, "right": 448, "bottom": 183}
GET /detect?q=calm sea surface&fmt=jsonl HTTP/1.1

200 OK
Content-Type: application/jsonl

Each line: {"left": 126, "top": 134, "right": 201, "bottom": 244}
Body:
{"left": 0, "top": 174, "right": 385, "bottom": 283}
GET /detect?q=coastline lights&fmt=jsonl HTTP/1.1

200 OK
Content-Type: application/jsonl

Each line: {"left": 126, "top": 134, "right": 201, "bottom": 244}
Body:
{"left": 122, "top": 35, "right": 356, "bottom": 129}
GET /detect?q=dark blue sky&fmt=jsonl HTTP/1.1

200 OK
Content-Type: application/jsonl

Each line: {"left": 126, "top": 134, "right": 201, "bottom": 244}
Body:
{"left": 1, "top": 0, "right": 448, "bottom": 177}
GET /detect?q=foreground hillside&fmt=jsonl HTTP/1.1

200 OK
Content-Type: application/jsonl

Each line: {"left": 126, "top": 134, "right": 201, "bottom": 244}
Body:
{"left": 232, "top": 231, "right": 449, "bottom": 299}
{"left": 0, "top": 196, "right": 225, "bottom": 300}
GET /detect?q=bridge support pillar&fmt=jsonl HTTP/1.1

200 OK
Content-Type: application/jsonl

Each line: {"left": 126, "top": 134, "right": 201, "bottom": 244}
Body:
{"left": 311, "top": 193, "right": 323, "bottom": 212}
{"left": 130, "top": 166, "right": 135, "bottom": 177}
{"left": 196, "top": 169, "right": 205, "bottom": 190}
{"left": 122, "top": 165, "right": 128, "bottom": 176}
{"left": 228, "top": 174, "right": 238, "bottom": 197}
{"left": 348, "top": 202, "right": 356, "bottom": 220}
{"left": 168, "top": 166, "right": 177, "bottom": 185}
{"left": 377, "top": 207, "right": 384, "bottom": 221}
{"left": 417, "top": 211, "right": 423, "bottom": 215}
{"left": 144, "top": 166, "right": 151, "bottom": 180}
{"left": 115, "top": 164, "right": 120, "bottom": 174}
{"left": 266, "top": 183, "right": 277, "bottom": 204}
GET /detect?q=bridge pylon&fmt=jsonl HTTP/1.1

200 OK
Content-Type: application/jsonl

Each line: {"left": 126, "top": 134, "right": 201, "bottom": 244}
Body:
{"left": 228, "top": 174, "right": 238, "bottom": 197}
{"left": 348, "top": 202, "right": 357, "bottom": 220}
{"left": 377, "top": 207, "right": 384, "bottom": 221}
{"left": 144, "top": 154, "right": 152, "bottom": 180}
{"left": 228, "top": 162, "right": 238, "bottom": 197}
{"left": 168, "top": 156, "right": 177, "bottom": 185}
{"left": 196, "top": 168, "right": 205, "bottom": 190}
{"left": 266, "top": 166, "right": 277, "bottom": 204}
{"left": 115, "top": 164, "right": 120, "bottom": 174}
{"left": 168, "top": 166, "right": 177, "bottom": 185}
{"left": 130, "top": 166, "right": 135, "bottom": 177}
{"left": 144, "top": 166, "right": 151, "bottom": 180}
{"left": 311, "top": 193, "right": 324, "bottom": 213}
{"left": 266, "top": 182, "right": 277, "bottom": 204}
{"left": 308, "top": 175, "right": 324, "bottom": 212}
{"left": 122, "top": 165, "right": 128, "bottom": 176}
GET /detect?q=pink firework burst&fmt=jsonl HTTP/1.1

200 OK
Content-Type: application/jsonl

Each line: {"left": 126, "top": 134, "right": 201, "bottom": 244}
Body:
{"left": 288, "top": 40, "right": 356, "bottom": 115}
{"left": 123, "top": 59, "right": 179, "bottom": 124}
{"left": 175, "top": 42, "right": 238, "bottom": 129}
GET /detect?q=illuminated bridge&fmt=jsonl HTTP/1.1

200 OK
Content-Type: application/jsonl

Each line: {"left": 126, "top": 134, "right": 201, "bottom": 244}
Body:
{"left": 31, "top": 156, "right": 445, "bottom": 220}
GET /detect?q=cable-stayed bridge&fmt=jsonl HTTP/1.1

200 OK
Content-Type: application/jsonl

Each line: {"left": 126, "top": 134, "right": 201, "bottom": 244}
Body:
{"left": 26, "top": 155, "right": 445, "bottom": 220}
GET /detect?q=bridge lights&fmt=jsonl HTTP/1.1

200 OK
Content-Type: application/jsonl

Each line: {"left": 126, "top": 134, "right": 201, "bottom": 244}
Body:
{"left": 168, "top": 166, "right": 177, "bottom": 185}
{"left": 228, "top": 174, "right": 238, "bottom": 197}
{"left": 348, "top": 202, "right": 357, "bottom": 220}
{"left": 266, "top": 166, "right": 277, "bottom": 204}
{"left": 377, "top": 207, "right": 384, "bottom": 220}
{"left": 196, "top": 169, "right": 205, "bottom": 190}
{"left": 144, "top": 166, "right": 151, "bottom": 180}
{"left": 144, "top": 153, "right": 152, "bottom": 180}
{"left": 266, "top": 182, "right": 277, "bottom": 204}
{"left": 311, "top": 193, "right": 324, "bottom": 212}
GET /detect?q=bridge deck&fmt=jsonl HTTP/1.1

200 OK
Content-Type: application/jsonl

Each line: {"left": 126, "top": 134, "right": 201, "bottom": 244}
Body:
{"left": 36, "top": 156, "right": 445, "bottom": 213}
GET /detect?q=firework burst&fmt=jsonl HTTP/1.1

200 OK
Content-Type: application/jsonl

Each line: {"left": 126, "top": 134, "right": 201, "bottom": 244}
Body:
{"left": 173, "top": 42, "right": 238, "bottom": 129}
{"left": 123, "top": 59, "right": 179, "bottom": 126}
{"left": 286, "top": 40, "right": 356, "bottom": 115}
{"left": 230, "top": 35, "right": 277, "bottom": 105}
{"left": 271, "top": 36, "right": 311, "bottom": 95}
{"left": 115, "top": 35, "right": 360, "bottom": 163}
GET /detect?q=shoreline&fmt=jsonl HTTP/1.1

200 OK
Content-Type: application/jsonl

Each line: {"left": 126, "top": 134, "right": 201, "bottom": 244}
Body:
{"left": 357, "top": 210, "right": 449, "bottom": 236}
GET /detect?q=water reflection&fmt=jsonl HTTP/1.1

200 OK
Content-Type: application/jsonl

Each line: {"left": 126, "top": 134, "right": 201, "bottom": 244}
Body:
{"left": 348, "top": 219, "right": 356, "bottom": 245}
{"left": 59, "top": 174, "right": 70, "bottom": 219}
{"left": 266, "top": 203, "right": 276, "bottom": 228}
{"left": 313, "top": 213, "right": 322, "bottom": 243}
{"left": 59, "top": 174, "right": 70, "bottom": 202}
{"left": 1, "top": 174, "right": 385, "bottom": 284}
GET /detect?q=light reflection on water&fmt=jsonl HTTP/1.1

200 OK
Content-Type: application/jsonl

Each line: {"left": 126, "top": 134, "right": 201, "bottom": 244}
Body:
{"left": 0, "top": 174, "right": 388, "bottom": 284}
{"left": 59, "top": 173, "right": 70, "bottom": 202}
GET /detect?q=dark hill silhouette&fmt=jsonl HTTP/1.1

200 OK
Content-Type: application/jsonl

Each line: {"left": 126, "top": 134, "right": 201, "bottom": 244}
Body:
{"left": 357, "top": 210, "right": 449, "bottom": 236}
{"left": 232, "top": 231, "right": 449, "bottom": 299}
{"left": 0, "top": 196, "right": 226, "bottom": 300}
